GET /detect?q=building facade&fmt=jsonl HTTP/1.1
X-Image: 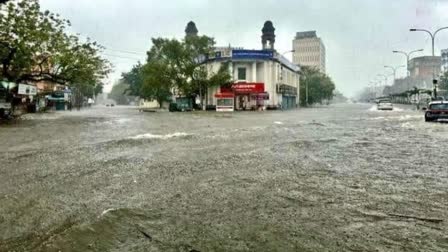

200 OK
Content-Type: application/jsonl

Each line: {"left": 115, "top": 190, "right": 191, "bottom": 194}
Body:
{"left": 292, "top": 31, "right": 326, "bottom": 73}
{"left": 206, "top": 49, "right": 300, "bottom": 111}
{"left": 441, "top": 49, "right": 448, "bottom": 73}
{"left": 205, "top": 21, "right": 300, "bottom": 111}
{"left": 408, "top": 56, "right": 441, "bottom": 78}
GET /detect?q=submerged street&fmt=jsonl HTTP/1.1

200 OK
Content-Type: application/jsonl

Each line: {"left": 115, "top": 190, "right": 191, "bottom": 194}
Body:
{"left": 1, "top": 104, "right": 447, "bottom": 251}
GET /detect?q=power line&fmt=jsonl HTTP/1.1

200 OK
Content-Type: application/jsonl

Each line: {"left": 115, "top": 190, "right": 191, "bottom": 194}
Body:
{"left": 103, "top": 47, "right": 146, "bottom": 55}
{"left": 101, "top": 53, "right": 143, "bottom": 61}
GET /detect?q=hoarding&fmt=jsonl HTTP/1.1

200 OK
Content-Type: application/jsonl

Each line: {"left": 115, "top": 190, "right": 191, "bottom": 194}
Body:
{"left": 232, "top": 83, "right": 265, "bottom": 93}
{"left": 232, "top": 50, "right": 274, "bottom": 60}
{"left": 18, "top": 84, "right": 37, "bottom": 96}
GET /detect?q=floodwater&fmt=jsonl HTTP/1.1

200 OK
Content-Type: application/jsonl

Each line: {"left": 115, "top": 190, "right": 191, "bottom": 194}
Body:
{"left": 0, "top": 103, "right": 447, "bottom": 251}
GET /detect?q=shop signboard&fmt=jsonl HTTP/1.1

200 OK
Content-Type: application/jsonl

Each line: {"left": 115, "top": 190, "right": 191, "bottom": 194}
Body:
{"left": 18, "top": 84, "right": 37, "bottom": 96}
{"left": 232, "top": 50, "right": 273, "bottom": 60}
{"left": 232, "top": 83, "right": 265, "bottom": 93}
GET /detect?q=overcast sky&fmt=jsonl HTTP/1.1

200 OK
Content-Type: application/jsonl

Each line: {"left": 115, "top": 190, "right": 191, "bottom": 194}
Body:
{"left": 40, "top": 0, "right": 448, "bottom": 97}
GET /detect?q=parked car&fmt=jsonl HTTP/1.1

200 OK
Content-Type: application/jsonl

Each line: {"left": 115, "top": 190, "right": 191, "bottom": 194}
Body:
{"left": 432, "top": 96, "right": 445, "bottom": 102}
{"left": 377, "top": 99, "right": 393, "bottom": 111}
{"left": 425, "top": 101, "right": 448, "bottom": 122}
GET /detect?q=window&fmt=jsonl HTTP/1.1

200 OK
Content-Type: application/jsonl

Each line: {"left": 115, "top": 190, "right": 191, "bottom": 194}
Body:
{"left": 237, "top": 67, "right": 246, "bottom": 80}
{"left": 430, "top": 104, "right": 448, "bottom": 110}
{"left": 217, "top": 98, "right": 234, "bottom": 106}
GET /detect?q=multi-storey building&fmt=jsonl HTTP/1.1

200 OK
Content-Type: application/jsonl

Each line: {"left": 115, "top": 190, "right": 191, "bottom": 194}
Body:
{"left": 292, "top": 31, "right": 326, "bottom": 73}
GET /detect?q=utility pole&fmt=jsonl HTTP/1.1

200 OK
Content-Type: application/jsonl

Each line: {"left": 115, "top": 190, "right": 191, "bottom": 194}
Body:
{"left": 392, "top": 49, "right": 423, "bottom": 77}
{"left": 377, "top": 74, "right": 388, "bottom": 96}
{"left": 384, "top": 65, "right": 406, "bottom": 84}
{"left": 410, "top": 27, "right": 448, "bottom": 56}
{"left": 306, "top": 81, "right": 308, "bottom": 106}
{"left": 410, "top": 27, "right": 448, "bottom": 97}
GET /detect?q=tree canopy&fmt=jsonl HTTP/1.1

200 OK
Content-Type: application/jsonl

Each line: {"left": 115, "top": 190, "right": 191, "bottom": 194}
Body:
{"left": 122, "top": 35, "right": 231, "bottom": 109}
{"left": 0, "top": 0, "right": 111, "bottom": 90}
{"left": 440, "top": 71, "right": 448, "bottom": 91}
{"left": 299, "top": 66, "right": 335, "bottom": 106}
{"left": 109, "top": 81, "right": 131, "bottom": 105}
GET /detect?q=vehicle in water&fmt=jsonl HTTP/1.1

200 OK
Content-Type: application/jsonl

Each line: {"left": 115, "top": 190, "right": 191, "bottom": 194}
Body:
{"left": 377, "top": 99, "right": 393, "bottom": 111}
{"left": 425, "top": 101, "right": 448, "bottom": 122}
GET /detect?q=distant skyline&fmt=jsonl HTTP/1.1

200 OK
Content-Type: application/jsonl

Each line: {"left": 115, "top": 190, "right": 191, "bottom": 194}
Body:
{"left": 40, "top": 0, "right": 448, "bottom": 97}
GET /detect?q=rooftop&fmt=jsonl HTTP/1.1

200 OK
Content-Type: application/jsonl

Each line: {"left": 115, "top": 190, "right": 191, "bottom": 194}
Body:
{"left": 295, "top": 31, "right": 317, "bottom": 39}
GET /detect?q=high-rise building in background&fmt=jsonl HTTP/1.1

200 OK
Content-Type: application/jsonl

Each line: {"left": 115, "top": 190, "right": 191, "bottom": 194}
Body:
{"left": 292, "top": 31, "right": 326, "bottom": 73}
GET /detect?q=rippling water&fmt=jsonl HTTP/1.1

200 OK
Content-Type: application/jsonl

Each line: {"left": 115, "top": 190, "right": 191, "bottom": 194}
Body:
{"left": 1, "top": 104, "right": 447, "bottom": 251}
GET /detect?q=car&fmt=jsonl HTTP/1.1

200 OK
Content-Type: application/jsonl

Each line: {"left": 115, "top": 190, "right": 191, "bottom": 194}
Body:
{"left": 377, "top": 99, "right": 393, "bottom": 111}
{"left": 432, "top": 96, "right": 445, "bottom": 102}
{"left": 425, "top": 101, "right": 448, "bottom": 122}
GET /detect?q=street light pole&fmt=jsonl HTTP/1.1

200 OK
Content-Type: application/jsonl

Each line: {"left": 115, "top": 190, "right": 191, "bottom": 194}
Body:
{"left": 303, "top": 74, "right": 308, "bottom": 106}
{"left": 410, "top": 27, "right": 448, "bottom": 56}
{"left": 377, "top": 74, "right": 388, "bottom": 97}
{"left": 377, "top": 74, "right": 388, "bottom": 86}
{"left": 281, "top": 50, "right": 295, "bottom": 56}
{"left": 392, "top": 49, "right": 423, "bottom": 77}
{"left": 410, "top": 27, "right": 448, "bottom": 98}
{"left": 384, "top": 65, "right": 406, "bottom": 82}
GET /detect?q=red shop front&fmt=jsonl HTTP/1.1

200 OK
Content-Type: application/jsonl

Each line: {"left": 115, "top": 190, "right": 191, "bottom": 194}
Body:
{"left": 232, "top": 82, "right": 268, "bottom": 110}
{"left": 214, "top": 82, "right": 269, "bottom": 111}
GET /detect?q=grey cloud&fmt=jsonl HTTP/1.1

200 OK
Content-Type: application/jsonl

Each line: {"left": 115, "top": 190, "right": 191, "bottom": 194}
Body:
{"left": 40, "top": 0, "right": 448, "bottom": 96}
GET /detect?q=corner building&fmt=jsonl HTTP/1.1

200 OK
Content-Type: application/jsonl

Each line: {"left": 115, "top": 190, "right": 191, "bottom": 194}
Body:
{"left": 205, "top": 21, "right": 300, "bottom": 111}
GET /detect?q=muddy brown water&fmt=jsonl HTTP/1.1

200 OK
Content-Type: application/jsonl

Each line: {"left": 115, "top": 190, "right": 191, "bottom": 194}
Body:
{"left": 0, "top": 104, "right": 447, "bottom": 251}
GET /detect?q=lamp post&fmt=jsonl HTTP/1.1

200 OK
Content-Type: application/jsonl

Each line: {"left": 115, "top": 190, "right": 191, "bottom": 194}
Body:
{"left": 410, "top": 27, "right": 448, "bottom": 98}
{"left": 392, "top": 49, "right": 423, "bottom": 77}
{"left": 301, "top": 74, "right": 308, "bottom": 106}
{"left": 377, "top": 74, "right": 389, "bottom": 97}
{"left": 281, "top": 50, "right": 295, "bottom": 56}
{"left": 384, "top": 65, "right": 406, "bottom": 82}
{"left": 377, "top": 74, "right": 388, "bottom": 86}
{"left": 410, "top": 27, "right": 448, "bottom": 56}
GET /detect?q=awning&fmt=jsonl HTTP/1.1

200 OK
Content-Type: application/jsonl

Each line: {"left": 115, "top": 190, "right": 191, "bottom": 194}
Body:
{"left": 215, "top": 92, "right": 235, "bottom": 98}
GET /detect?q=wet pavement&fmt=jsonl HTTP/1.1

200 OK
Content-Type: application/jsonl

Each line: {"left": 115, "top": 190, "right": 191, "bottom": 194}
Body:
{"left": 0, "top": 103, "right": 447, "bottom": 251}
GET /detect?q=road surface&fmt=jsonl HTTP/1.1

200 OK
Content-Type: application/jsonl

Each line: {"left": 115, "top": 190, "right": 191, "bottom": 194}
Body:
{"left": 0, "top": 103, "right": 447, "bottom": 251}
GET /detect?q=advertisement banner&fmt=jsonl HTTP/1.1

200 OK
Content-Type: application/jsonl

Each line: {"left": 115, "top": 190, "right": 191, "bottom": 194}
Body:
{"left": 18, "top": 84, "right": 37, "bottom": 96}
{"left": 232, "top": 83, "right": 265, "bottom": 93}
{"left": 232, "top": 50, "right": 273, "bottom": 60}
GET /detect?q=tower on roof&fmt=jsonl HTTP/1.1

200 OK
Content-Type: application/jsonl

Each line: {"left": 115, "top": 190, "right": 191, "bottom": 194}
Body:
{"left": 261, "top": 21, "right": 276, "bottom": 50}
{"left": 185, "top": 21, "right": 198, "bottom": 37}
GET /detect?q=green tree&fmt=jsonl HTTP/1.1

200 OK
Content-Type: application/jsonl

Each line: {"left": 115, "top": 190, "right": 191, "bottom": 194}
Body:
{"left": 140, "top": 61, "right": 172, "bottom": 108}
{"left": 299, "top": 66, "right": 335, "bottom": 106}
{"left": 146, "top": 38, "right": 189, "bottom": 92}
{"left": 94, "top": 83, "right": 104, "bottom": 96}
{"left": 124, "top": 35, "right": 231, "bottom": 110}
{"left": 440, "top": 71, "right": 448, "bottom": 92}
{"left": 0, "top": 0, "right": 110, "bottom": 87}
{"left": 122, "top": 63, "right": 144, "bottom": 96}
{"left": 109, "top": 81, "right": 130, "bottom": 105}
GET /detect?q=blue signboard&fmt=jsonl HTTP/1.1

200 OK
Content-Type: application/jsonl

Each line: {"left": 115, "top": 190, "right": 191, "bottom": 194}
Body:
{"left": 232, "top": 50, "right": 274, "bottom": 60}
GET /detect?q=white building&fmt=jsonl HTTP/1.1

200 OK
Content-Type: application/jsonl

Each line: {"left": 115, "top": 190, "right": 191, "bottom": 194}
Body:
{"left": 205, "top": 21, "right": 300, "bottom": 111}
{"left": 292, "top": 31, "right": 326, "bottom": 73}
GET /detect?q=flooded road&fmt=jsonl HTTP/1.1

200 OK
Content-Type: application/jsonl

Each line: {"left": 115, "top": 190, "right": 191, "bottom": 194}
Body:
{"left": 1, "top": 103, "right": 447, "bottom": 251}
